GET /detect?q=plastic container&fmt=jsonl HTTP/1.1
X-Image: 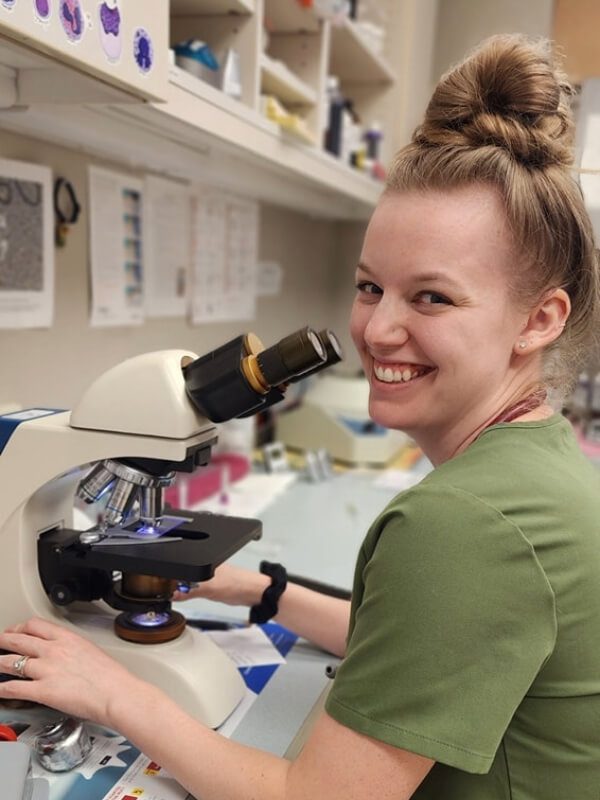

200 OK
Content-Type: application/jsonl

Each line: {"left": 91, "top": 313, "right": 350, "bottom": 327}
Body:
{"left": 174, "top": 39, "right": 220, "bottom": 88}
{"left": 324, "top": 75, "right": 345, "bottom": 156}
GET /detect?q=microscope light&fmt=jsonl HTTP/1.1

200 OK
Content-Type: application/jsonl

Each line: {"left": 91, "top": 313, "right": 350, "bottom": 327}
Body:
{"left": 136, "top": 523, "right": 158, "bottom": 536}
{"left": 130, "top": 611, "right": 171, "bottom": 628}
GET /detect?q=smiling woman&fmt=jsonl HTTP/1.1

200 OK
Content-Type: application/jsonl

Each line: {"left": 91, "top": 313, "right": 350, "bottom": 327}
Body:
{"left": 1, "top": 33, "right": 600, "bottom": 800}
{"left": 349, "top": 184, "right": 568, "bottom": 463}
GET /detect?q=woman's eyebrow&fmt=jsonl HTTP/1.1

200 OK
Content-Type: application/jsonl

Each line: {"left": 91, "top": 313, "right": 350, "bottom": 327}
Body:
{"left": 413, "top": 271, "right": 464, "bottom": 290}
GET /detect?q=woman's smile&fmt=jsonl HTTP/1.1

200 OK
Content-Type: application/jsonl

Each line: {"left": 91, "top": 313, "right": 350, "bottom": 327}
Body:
{"left": 372, "top": 361, "right": 435, "bottom": 385}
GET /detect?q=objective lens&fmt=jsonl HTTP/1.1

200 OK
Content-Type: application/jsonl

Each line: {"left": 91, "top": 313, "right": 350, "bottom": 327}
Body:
{"left": 257, "top": 326, "right": 326, "bottom": 386}
{"left": 104, "top": 478, "right": 139, "bottom": 526}
{"left": 76, "top": 463, "right": 115, "bottom": 504}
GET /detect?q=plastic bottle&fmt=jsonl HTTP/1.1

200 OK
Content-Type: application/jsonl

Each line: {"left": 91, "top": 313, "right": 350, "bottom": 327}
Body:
{"left": 364, "top": 121, "right": 383, "bottom": 161}
{"left": 324, "top": 75, "right": 345, "bottom": 156}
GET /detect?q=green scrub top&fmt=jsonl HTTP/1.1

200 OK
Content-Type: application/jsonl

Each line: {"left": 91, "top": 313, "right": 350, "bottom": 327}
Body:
{"left": 326, "top": 416, "right": 600, "bottom": 799}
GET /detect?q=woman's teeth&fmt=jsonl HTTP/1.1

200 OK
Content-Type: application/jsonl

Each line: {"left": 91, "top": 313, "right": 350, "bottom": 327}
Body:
{"left": 374, "top": 364, "right": 427, "bottom": 383}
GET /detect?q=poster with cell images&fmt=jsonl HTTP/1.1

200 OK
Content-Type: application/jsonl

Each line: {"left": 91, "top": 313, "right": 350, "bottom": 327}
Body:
{"left": 143, "top": 175, "right": 191, "bottom": 318}
{"left": 0, "top": 158, "right": 54, "bottom": 329}
{"left": 88, "top": 166, "right": 144, "bottom": 327}
{"left": 191, "top": 190, "right": 259, "bottom": 324}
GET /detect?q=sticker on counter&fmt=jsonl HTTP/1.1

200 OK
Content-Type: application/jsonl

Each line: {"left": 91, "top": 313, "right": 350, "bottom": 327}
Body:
{"left": 98, "top": 0, "right": 121, "bottom": 62}
{"left": 133, "top": 27, "right": 153, "bottom": 74}
{"left": 60, "top": 0, "right": 84, "bottom": 42}
{"left": 33, "top": 0, "right": 50, "bottom": 21}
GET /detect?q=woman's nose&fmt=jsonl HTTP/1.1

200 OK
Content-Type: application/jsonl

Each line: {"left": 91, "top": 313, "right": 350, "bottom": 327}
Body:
{"left": 364, "top": 301, "right": 410, "bottom": 349}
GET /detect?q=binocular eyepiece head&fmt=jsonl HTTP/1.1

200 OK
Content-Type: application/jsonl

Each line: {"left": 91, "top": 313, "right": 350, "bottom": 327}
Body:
{"left": 183, "top": 326, "right": 343, "bottom": 423}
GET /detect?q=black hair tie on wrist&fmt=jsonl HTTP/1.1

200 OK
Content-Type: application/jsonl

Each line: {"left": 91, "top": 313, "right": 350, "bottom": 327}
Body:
{"left": 249, "top": 561, "right": 288, "bottom": 624}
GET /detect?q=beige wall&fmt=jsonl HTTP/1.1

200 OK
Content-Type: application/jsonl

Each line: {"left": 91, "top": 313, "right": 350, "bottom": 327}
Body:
{"left": 1, "top": 1, "right": 559, "bottom": 409}
{"left": 0, "top": 130, "right": 352, "bottom": 408}
{"left": 433, "top": 0, "right": 554, "bottom": 80}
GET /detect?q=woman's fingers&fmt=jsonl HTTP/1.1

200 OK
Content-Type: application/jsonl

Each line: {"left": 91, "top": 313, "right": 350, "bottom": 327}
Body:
{"left": 0, "top": 630, "right": 46, "bottom": 658}
{"left": 0, "top": 652, "right": 41, "bottom": 680}
{"left": 0, "top": 674, "right": 45, "bottom": 704}
{"left": 4, "top": 617, "right": 65, "bottom": 640}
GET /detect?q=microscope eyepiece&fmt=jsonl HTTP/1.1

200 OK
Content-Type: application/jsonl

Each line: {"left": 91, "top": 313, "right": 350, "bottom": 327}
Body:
{"left": 286, "top": 329, "right": 344, "bottom": 383}
{"left": 256, "top": 326, "right": 326, "bottom": 387}
{"left": 319, "top": 329, "right": 343, "bottom": 365}
{"left": 183, "top": 325, "right": 343, "bottom": 423}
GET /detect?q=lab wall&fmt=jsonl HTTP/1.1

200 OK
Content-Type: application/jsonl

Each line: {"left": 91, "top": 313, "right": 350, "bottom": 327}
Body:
{"left": 0, "top": 129, "right": 356, "bottom": 409}
{"left": 433, "top": 0, "right": 554, "bottom": 78}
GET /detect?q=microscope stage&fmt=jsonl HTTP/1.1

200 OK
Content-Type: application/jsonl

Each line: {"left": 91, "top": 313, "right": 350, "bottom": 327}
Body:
{"left": 39, "top": 510, "right": 261, "bottom": 582}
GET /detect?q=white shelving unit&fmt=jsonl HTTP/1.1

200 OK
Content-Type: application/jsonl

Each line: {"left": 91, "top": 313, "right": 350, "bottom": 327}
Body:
{"left": 0, "top": 0, "right": 406, "bottom": 220}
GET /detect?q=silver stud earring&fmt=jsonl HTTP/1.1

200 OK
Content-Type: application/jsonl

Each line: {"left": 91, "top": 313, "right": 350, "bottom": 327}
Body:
{"left": 518, "top": 340, "right": 528, "bottom": 350}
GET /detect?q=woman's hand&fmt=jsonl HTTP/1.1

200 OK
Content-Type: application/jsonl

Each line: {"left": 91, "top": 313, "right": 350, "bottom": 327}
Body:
{"left": 0, "top": 617, "right": 144, "bottom": 728}
{"left": 172, "top": 563, "right": 269, "bottom": 607}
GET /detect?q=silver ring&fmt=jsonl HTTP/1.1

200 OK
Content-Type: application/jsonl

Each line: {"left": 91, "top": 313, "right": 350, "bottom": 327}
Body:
{"left": 13, "top": 654, "right": 30, "bottom": 679}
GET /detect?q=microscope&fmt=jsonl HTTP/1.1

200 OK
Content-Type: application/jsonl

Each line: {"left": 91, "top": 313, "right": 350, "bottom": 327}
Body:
{"left": 0, "top": 327, "right": 342, "bottom": 728}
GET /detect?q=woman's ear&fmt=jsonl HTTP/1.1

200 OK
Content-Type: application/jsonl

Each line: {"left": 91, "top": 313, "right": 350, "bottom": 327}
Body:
{"left": 513, "top": 288, "right": 571, "bottom": 356}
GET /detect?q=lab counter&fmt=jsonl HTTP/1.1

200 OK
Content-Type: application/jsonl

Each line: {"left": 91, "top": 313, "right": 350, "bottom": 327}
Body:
{"left": 1, "top": 468, "right": 414, "bottom": 799}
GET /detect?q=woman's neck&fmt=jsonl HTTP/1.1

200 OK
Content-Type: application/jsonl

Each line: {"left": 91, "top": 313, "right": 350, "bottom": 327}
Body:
{"left": 413, "top": 396, "right": 555, "bottom": 467}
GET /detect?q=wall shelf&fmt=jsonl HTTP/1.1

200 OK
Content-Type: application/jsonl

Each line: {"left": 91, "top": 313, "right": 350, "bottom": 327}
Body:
{"left": 260, "top": 52, "right": 317, "bottom": 107}
{"left": 330, "top": 17, "right": 396, "bottom": 84}
{"left": 0, "top": 0, "right": 401, "bottom": 221}
{"left": 263, "top": 0, "right": 321, "bottom": 34}
{"left": 171, "top": 0, "right": 255, "bottom": 15}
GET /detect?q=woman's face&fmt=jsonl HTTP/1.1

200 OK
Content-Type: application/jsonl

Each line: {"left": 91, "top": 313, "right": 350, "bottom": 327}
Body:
{"left": 350, "top": 186, "right": 530, "bottom": 440}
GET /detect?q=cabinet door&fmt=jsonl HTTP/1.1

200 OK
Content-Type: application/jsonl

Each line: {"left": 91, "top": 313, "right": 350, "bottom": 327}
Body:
{"left": 0, "top": 0, "right": 168, "bottom": 101}
{"left": 553, "top": 0, "right": 600, "bottom": 82}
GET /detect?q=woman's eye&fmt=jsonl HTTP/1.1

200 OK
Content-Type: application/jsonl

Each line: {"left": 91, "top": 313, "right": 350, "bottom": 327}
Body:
{"left": 417, "top": 291, "right": 451, "bottom": 306}
{"left": 356, "top": 281, "right": 382, "bottom": 295}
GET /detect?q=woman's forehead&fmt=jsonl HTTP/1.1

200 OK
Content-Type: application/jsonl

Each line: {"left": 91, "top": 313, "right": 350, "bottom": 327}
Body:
{"left": 363, "top": 186, "right": 515, "bottom": 279}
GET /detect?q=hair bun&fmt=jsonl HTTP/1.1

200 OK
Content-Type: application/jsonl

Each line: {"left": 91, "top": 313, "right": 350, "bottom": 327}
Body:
{"left": 416, "top": 35, "right": 574, "bottom": 168}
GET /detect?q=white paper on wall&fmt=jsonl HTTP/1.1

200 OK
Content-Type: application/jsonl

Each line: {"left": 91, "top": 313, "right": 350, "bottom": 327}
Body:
{"left": 0, "top": 158, "right": 54, "bottom": 329}
{"left": 88, "top": 166, "right": 144, "bottom": 328}
{"left": 190, "top": 190, "right": 259, "bottom": 324}
{"left": 257, "top": 260, "right": 283, "bottom": 297}
{"left": 576, "top": 80, "right": 600, "bottom": 242}
{"left": 143, "top": 175, "right": 192, "bottom": 318}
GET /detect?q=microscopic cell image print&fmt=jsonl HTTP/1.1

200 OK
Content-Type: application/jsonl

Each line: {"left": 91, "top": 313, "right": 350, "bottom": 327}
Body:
{"left": 0, "top": 178, "right": 44, "bottom": 291}
{"left": 1, "top": 0, "right": 17, "bottom": 9}
{"left": 60, "top": 0, "right": 83, "bottom": 41}
{"left": 134, "top": 27, "right": 153, "bottom": 73}
{"left": 34, "top": 0, "right": 50, "bottom": 19}
{"left": 99, "top": 1, "right": 121, "bottom": 62}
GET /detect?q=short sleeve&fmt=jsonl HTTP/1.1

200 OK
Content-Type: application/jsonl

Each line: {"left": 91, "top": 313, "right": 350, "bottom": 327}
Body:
{"left": 325, "top": 484, "right": 557, "bottom": 773}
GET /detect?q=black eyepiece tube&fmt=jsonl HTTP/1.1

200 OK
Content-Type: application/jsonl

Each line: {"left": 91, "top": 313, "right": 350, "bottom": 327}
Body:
{"left": 288, "top": 329, "right": 344, "bottom": 383}
{"left": 319, "top": 329, "right": 343, "bottom": 365}
{"left": 256, "top": 326, "right": 326, "bottom": 386}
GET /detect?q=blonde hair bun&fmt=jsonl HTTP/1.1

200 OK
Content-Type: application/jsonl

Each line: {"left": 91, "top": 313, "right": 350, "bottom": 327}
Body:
{"left": 417, "top": 35, "right": 574, "bottom": 169}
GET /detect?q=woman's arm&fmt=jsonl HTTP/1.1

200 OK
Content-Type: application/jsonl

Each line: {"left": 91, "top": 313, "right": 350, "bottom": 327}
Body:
{"left": 174, "top": 564, "right": 350, "bottom": 657}
{"left": 0, "top": 618, "right": 434, "bottom": 800}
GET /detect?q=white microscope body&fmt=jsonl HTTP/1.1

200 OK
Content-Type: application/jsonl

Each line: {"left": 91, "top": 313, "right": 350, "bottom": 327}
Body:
{"left": 0, "top": 327, "right": 339, "bottom": 729}
{"left": 0, "top": 350, "right": 246, "bottom": 729}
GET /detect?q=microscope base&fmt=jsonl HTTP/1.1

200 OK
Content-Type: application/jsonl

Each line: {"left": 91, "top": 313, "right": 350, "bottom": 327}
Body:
{"left": 68, "top": 608, "right": 245, "bottom": 729}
